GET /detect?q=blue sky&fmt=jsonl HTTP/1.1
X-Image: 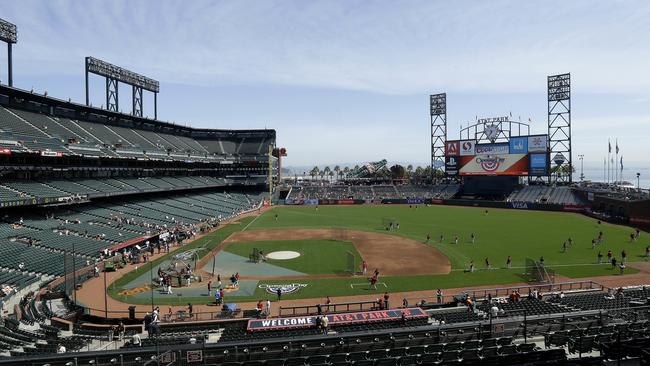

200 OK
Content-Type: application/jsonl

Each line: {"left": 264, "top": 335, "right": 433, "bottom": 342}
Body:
{"left": 2, "top": 0, "right": 650, "bottom": 169}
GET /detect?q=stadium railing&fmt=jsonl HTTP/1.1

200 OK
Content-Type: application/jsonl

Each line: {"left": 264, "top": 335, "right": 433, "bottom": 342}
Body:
{"left": 278, "top": 300, "right": 378, "bottom": 316}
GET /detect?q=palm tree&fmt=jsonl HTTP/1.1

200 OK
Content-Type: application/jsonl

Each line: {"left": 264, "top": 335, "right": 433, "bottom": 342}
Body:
{"left": 343, "top": 166, "right": 350, "bottom": 180}
{"left": 310, "top": 166, "right": 319, "bottom": 181}
{"left": 322, "top": 166, "right": 331, "bottom": 182}
{"left": 334, "top": 165, "right": 341, "bottom": 181}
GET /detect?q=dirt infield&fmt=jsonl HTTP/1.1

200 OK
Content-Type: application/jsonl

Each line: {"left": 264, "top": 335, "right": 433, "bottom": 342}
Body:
{"left": 225, "top": 228, "right": 451, "bottom": 276}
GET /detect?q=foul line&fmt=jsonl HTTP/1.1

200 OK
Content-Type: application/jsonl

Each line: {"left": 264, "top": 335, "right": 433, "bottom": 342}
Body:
{"left": 450, "top": 262, "right": 637, "bottom": 272}
{"left": 242, "top": 213, "right": 263, "bottom": 232}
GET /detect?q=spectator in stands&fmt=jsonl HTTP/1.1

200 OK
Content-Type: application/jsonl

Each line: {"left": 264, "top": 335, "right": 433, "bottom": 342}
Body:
{"left": 265, "top": 299, "right": 271, "bottom": 316}
{"left": 383, "top": 292, "right": 390, "bottom": 309}
{"left": 132, "top": 332, "right": 141, "bottom": 347}
{"left": 256, "top": 300, "right": 264, "bottom": 317}
{"left": 57, "top": 344, "right": 66, "bottom": 353}
{"left": 144, "top": 312, "right": 152, "bottom": 337}
{"left": 117, "top": 321, "right": 125, "bottom": 341}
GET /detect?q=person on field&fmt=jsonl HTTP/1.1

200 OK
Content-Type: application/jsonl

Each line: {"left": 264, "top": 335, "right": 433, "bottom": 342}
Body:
{"left": 369, "top": 275, "right": 378, "bottom": 290}
{"left": 274, "top": 213, "right": 278, "bottom": 221}
{"left": 426, "top": 233, "right": 431, "bottom": 243}
{"left": 645, "top": 246, "right": 650, "bottom": 258}
{"left": 470, "top": 233, "right": 475, "bottom": 244}
{"left": 597, "top": 251, "right": 603, "bottom": 264}
{"left": 592, "top": 239, "right": 596, "bottom": 249}
{"left": 485, "top": 257, "right": 491, "bottom": 269}
{"left": 539, "top": 256, "right": 545, "bottom": 267}
{"left": 619, "top": 262, "right": 626, "bottom": 275}
{"left": 276, "top": 287, "right": 282, "bottom": 301}
{"left": 562, "top": 241, "right": 568, "bottom": 253}
{"left": 383, "top": 292, "right": 390, "bottom": 309}
{"left": 436, "top": 289, "right": 443, "bottom": 303}
{"left": 607, "top": 250, "right": 613, "bottom": 263}
{"left": 567, "top": 238, "right": 573, "bottom": 248}
{"left": 611, "top": 257, "right": 618, "bottom": 268}
{"left": 621, "top": 250, "right": 627, "bottom": 264}
{"left": 439, "top": 234, "right": 444, "bottom": 244}
{"left": 361, "top": 261, "right": 367, "bottom": 275}
{"left": 454, "top": 235, "right": 459, "bottom": 245}
{"left": 506, "top": 256, "right": 512, "bottom": 269}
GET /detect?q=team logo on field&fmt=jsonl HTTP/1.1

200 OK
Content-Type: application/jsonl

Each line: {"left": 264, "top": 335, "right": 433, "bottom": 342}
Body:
{"left": 476, "top": 156, "right": 506, "bottom": 172}
{"left": 259, "top": 283, "right": 308, "bottom": 295}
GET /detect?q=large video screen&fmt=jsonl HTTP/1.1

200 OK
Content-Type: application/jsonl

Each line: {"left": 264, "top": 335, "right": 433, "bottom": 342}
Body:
{"left": 445, "top": 136, "right": 548, "bottom": 177}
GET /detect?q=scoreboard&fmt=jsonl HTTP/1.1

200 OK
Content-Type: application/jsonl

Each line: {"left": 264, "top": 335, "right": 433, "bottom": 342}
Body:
{"left": 444, "top": 135, "right": 548, "bottom": 177}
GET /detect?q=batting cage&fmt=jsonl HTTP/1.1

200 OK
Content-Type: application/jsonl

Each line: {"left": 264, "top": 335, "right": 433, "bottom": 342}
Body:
{"left": 525, "top": 257, "right": 554, "bottom": 284}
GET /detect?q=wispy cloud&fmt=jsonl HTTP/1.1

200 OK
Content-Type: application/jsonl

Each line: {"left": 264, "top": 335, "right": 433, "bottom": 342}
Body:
{"left": 5, "top": 0, "right": 650, "bottom": 94}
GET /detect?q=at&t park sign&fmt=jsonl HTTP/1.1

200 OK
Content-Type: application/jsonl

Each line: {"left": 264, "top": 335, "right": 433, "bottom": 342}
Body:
{"left": 478, "top": 116, "right": 509, "bottom": 124}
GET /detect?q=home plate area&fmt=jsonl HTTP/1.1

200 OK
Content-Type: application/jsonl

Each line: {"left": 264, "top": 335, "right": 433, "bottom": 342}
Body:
{"left": 265, "top": 251, "right": 301, "bottom": 260}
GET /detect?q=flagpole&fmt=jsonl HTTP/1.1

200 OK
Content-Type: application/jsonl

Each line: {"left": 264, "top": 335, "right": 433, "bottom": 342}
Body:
{"left": 614, "top": 137, "right": 619, "bottom": 186}
{"left": 607, "top": 139, "right": 611, "bottom": 184}
{"left": 603, "top": 157, "right": 606, "bottom": 183}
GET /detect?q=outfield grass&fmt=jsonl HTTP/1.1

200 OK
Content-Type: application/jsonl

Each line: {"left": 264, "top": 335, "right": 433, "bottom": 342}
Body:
{"left": 224, "top": 239, "right": 362, "bottom": 274}
{"left": 109, "top": 205, "right": 646, "bottom": 305}
{"left": 253, "top": 205, "right": 644, "bottom": 278}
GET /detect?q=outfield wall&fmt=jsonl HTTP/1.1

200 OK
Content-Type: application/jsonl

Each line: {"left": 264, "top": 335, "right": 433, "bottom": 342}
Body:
{"left": 283, "top": 197, "right": 582, "bottom": 213}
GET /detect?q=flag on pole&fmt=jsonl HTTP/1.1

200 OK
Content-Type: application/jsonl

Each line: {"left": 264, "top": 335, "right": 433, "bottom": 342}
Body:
{"left": 616, "top": 140, "right": 619, "bottom": 154}
{"left": 608, "top": 140, "right": 612, "bottom": 153}
{"left": 620, "top": 156, "right": 623, "bottom": 171}
{"left": 509, "top": 111, "right": 512, "bottom": 118}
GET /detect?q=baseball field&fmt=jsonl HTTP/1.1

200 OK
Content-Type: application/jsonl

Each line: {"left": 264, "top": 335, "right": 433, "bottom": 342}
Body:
{"left": 108, "top": 205, "right": 646, "bottom": 305}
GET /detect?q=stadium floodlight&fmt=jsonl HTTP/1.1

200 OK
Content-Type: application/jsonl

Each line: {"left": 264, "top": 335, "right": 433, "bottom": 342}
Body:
{"left": 0, "top": 18, "right": 17, "bottom": 44}
{"left": 0, "top": 18, "right": 16, "bottom": 86}
{"left": 86, "top": 57, "right": 159, "bottom": 92}
{"left": 85, "top": 56, "right": 160, "bottom": 118}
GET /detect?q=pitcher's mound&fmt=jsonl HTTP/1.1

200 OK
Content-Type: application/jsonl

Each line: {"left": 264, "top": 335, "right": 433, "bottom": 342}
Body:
{"left": 266, "top": 251, "right": 301, "bottom": 260}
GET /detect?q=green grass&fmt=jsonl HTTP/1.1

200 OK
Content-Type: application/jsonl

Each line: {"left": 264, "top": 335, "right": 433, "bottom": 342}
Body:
{"left": 109, "top": 205, "right": 646, "bottom": 305}
{"left": 224, "top": 239, "right": 362, "bottom": 275}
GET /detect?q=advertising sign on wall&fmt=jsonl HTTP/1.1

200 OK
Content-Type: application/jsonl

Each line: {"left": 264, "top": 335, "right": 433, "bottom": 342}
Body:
{"left": 528, "top": 135, "right": 548, "bottom": 152}
{"left": 445, "top": 141, "right": 460, "bottom": 156}
{"left": 509, "top": 137, "right": 528, "bottom": 154}
{"left": 445, "top": 156, "right": 459, "bottom": 176}
{"left": 459, "top": 154, "right": 529, "bottom": 176}
{"left": 475, "top": 143, "right": 509, "bottom": 155}
{"left": 529, "top": 153, "right": 548, "bottom": 176}
{"left": 460, "top": 140, "right": 476, "bottom": 156}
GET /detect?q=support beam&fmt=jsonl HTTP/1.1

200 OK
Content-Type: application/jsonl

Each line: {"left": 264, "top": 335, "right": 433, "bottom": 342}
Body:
{"left": 106, "top": 77, "right": 118, "bottom": 112}
{"left": 547, "top": 73, "right": 572, "bottom": 184}
{"left": 430, "top": 93, "right": 447, "bottom": 177}
{"left": 132, "top": 85, "right": 143, "bottom": 117}
{"left": 7, "top": 43, "right": 12, "bottom": 87}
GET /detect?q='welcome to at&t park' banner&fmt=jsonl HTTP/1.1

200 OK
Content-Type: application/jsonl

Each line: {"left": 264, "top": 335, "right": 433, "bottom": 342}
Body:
{"left": 247, "top": 308, "right": 427, "bottom": 332}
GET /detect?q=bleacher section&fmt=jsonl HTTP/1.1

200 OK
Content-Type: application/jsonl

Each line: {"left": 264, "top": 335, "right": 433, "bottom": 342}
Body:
{"left": 0, "top": 105, "right": 273, "bottom": 162}
{"left": 0, "top": 190, "right": 263, "bottom": 279}
{"left": 0, "top": 176, "right": 230, "bottom": 205}
{"left": 289, "top": 184, "right": 460, "bottom": 201}
{"left": 508, "top": 186, "right": 583, "bottom": 205}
